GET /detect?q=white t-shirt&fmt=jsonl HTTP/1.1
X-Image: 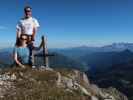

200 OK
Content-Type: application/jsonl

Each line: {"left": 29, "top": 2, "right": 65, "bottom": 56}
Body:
{"left": 16, "top": 17, "right": 40, "bottom": 35}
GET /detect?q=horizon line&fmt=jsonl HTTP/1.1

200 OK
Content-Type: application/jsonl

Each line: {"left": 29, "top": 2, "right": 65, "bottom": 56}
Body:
{"left": 0, "top": 42, "right": 133, "bottom": 50}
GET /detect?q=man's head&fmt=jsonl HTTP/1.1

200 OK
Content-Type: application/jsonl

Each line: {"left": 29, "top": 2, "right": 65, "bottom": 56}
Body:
{"left": 24, "top": 6, "right": 32, "bottom": 18}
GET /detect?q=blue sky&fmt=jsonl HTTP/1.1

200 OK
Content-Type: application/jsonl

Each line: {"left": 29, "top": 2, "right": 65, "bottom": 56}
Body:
{"left": 0, "top": 0, "right": 133, "bottom": 48}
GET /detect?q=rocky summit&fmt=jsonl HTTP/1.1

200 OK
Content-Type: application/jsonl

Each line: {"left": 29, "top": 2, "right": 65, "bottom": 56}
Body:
{"left": 0, "top": 67, "right": 128, "bottom": 100}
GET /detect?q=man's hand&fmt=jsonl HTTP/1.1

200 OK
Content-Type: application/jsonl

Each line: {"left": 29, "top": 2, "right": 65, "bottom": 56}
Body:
{"left": 31, "top": 35, "right": 35, "bottom": 41}
{"left": 32, "top": 27, "right": 37, "bottom": 41}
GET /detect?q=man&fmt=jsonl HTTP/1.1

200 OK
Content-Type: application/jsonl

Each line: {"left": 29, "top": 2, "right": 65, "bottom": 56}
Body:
{"left": 16, "top": 6, "right": 39, "bottom": 41}
{"left": 16, "top": 6, "right": 40, "bottom": 66}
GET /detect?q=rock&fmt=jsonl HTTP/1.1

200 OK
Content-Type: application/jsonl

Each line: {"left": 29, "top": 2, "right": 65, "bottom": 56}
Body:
{"left": 69, "top": 70, "right": 90, "bottom": 85}
{"left": 74, "top": 82, "right": 91, "bottom": 96}
{"left": 10, "top": 73, "right": 17, "bottom": 80}
{"left": 91, "top": 96, "right": 98, "bottom": 100}
{"left": 101, "top": 87, "right": 128, "bottom": 100}
{"left": 39, "top": 66, "right": 54, "bottom": 71}
{"left": 56, "top": 72, "right": 62, "bottom": 86}
{"left": 56, "top": 70, "right": 91, "bottom": 96}
{"left": 0, "top": 67, "right": 128, "bottom": 100}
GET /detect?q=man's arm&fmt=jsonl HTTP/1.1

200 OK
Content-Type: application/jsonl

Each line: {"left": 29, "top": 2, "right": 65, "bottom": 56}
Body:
{"left": 16, "top": 20, "right": 22, "bottom": 39}
{"left": 15, "top": 29, "right": 21, "bottom": 46}
{"left": 32, "top": 27, "right": 37, "bottom": 41}
{"left": 16, "top": 29, "right": 21, "bottom": 38}
{"left": 15, "top": 32, "right": 19, "bottom": 46}
{"left": 16, "top": 20, "right": 22, "bottom": 46}
{"left": 32, "top": 18, "right": 40, "bottom": 41}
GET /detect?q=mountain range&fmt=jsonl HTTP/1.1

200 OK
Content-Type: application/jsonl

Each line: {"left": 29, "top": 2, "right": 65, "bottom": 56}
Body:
{"left": 53, "top": 43, "right": 133, "bottom": 58}
{"left": 1, "top": 42, "right": 133, "bottom": 71}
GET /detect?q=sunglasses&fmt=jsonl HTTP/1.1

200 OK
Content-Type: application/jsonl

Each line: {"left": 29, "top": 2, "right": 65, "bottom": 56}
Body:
{"left": 25, "top": 10, "right": 31, "bottom": 12}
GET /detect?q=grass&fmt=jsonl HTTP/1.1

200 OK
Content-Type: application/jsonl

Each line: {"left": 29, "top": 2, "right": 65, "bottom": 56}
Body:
{"left": 0, "top": 67, "right": 89, "bottom": 100}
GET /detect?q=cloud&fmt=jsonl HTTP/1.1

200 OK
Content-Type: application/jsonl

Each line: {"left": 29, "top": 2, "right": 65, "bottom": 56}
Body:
{"left": 0, "top": 26, "right": 7, "bottom": 30}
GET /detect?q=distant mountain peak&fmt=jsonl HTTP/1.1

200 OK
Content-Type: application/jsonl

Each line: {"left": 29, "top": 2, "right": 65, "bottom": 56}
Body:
{"left": 113, "top": 43, "right": 133, "bottom": 48}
